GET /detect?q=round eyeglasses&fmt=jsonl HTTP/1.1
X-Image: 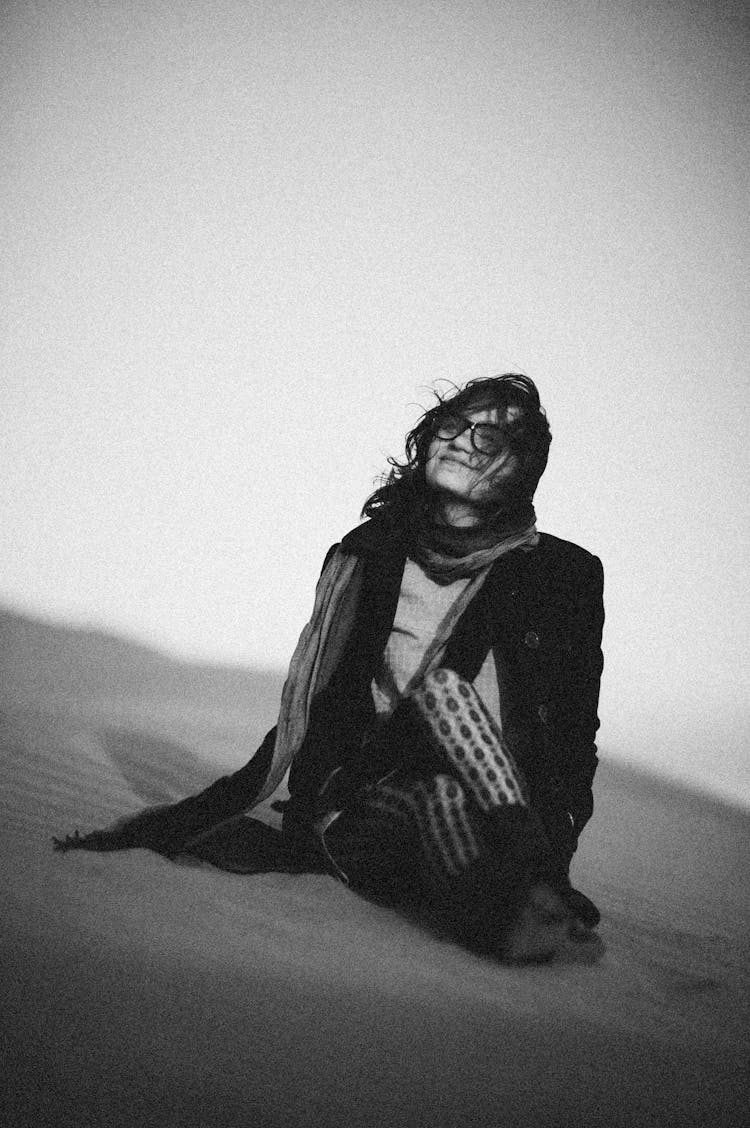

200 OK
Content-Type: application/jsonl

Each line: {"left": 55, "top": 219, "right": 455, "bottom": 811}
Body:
{"left": 432, "top": 412, "right": 506, "bottom": 455}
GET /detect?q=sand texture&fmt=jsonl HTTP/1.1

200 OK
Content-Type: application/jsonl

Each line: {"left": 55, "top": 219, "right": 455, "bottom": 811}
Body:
{"left": 1, "top": 608, "right": 748, "bottom": 1127}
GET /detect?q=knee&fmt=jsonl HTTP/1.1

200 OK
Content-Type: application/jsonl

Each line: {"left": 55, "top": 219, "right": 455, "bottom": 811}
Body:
{"left": 416, "top": 667, "right": 462, "bottom": 697}
{"left": 411, "top": 667, "right": 473, "bottom": 718}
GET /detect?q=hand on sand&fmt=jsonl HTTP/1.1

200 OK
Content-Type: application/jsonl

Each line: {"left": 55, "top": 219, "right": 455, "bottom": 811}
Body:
{"left": 52, "top": 804, "right": 175, "bottom": 853}
{"left": 501, "top": 884, "right": 605, "bottom": 964}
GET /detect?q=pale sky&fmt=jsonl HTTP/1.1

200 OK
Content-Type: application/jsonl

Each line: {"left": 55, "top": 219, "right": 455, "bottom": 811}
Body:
{"left": 2, "top": 0, "right": 749, "bottom": 805}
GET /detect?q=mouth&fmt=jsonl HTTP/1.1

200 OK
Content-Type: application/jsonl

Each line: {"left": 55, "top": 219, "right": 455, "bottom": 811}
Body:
{"left": 440, "top": 455, "right": 476, "bottom": 469}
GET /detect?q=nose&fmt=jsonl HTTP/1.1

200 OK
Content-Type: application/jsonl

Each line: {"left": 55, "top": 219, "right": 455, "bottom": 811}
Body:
{"left": 447, "top": 423, "right": 474, "bottom": 452}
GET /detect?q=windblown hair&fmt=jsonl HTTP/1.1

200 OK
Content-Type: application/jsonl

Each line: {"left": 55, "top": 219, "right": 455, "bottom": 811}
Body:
{"left": 362, "top": 373, "right": 552, "bottom": 526}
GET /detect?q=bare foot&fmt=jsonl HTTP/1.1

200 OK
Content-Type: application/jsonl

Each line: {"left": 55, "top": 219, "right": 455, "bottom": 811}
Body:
{"left": 500, "top": 883, "right": 573, "bottom": 963}
{"left": 561, "top": 917, "right": 606, "bottom": 963}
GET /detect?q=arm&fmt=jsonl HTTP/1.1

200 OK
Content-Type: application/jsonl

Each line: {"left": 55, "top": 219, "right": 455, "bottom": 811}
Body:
{"left": 54, "top": 543, "right": 344, "bottom": 855}
{"left": 53, "top": 725, "right": 279, "bottom": 856}
{"left": 530, "top": 553, "right": 604, "bottom": 925}
{"left": 559, "top": 553, "right": 605, "bottom": 843}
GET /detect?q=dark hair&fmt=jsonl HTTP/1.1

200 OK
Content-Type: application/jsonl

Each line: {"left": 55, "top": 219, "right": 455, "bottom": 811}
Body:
{"left": 362, "top": 373, "right": 551, "bottom": 524}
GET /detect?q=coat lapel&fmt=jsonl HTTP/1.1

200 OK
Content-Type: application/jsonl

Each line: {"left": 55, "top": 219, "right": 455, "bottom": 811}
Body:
{"left": 339, "top": 520, "right": 407, "bottom": 681}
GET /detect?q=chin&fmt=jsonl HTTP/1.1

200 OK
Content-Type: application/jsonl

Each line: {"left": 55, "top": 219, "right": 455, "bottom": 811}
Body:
{"left": 428, "top": 464, "right": 475, "bottom": 493}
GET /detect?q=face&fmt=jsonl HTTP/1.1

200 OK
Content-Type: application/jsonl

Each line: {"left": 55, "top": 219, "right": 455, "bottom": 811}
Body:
{"left": 424, "top": 404, "right": 521, "bottom": 523}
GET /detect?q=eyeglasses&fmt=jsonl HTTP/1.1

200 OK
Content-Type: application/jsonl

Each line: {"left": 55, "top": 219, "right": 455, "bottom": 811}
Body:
{"left": 432, "top": 411, "right": 506, "bottom": 455}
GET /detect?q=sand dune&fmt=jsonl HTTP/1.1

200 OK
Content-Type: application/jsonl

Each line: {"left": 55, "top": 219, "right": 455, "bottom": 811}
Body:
{"left": 1, "top": 609, "right": 748, "bottom": 1127}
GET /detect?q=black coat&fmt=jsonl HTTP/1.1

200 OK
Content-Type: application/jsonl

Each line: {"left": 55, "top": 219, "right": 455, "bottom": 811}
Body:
{"left": 123, "top": 518, "right": 604, "bottom": 880}
{"left": 284, "top": 519, "right": 605, "bottom": 873}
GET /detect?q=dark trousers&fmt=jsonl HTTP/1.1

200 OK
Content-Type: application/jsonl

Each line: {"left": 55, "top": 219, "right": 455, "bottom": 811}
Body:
{"left": 305, "top": 669, "right": 565, "bottom": 954}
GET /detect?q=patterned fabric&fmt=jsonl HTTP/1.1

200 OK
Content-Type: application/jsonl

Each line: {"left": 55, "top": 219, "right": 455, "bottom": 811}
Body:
{"left": 322, "top": 669, "right": 555, "bottom": 948}
{"left": 410, "top": 669, "right": 526, "bottom": 811}
{"left": 369, "top": 774, "right": 481, "bottom": 878}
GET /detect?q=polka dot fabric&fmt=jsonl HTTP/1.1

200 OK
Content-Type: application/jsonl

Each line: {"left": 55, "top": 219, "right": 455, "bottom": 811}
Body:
{"left": 410, "top": 669, "right": 527, "bottom": 812}
{"left": 317, "top": 669, "right": 590, "bottom": 961}
{"left": 369, "top": 773, "right": 480, "bottom": 879}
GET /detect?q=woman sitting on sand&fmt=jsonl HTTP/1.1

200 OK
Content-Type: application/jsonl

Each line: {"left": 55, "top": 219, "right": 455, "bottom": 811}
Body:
{"left": 56, "top": 374, "right": 605, "bottom": 963}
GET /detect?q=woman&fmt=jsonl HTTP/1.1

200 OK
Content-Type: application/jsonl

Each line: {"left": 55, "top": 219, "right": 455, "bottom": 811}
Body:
{"left": 56, "top": 374, "right": 605, "bottom": 963}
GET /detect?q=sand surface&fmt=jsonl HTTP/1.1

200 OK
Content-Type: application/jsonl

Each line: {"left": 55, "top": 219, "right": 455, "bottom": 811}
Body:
{"left": 1, "top": 609, "right": 748, "bottom": 1127}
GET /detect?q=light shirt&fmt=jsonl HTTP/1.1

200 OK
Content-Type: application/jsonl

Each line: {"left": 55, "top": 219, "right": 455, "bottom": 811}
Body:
{"left": 371, "top": 557, "right": 502, "bottom": 725}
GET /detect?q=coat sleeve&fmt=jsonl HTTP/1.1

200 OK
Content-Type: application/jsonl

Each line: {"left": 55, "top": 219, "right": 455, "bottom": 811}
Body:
{"left": 53, "top": 543, "right": 345, "bottom": 857}
{"left": 559, "top": 553, "right": 605, "bottom": 842}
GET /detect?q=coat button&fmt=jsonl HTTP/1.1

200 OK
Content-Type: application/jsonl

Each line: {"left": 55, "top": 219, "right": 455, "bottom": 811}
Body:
{"left": 524, "top": 630, "right": 540, "bottom": 649}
